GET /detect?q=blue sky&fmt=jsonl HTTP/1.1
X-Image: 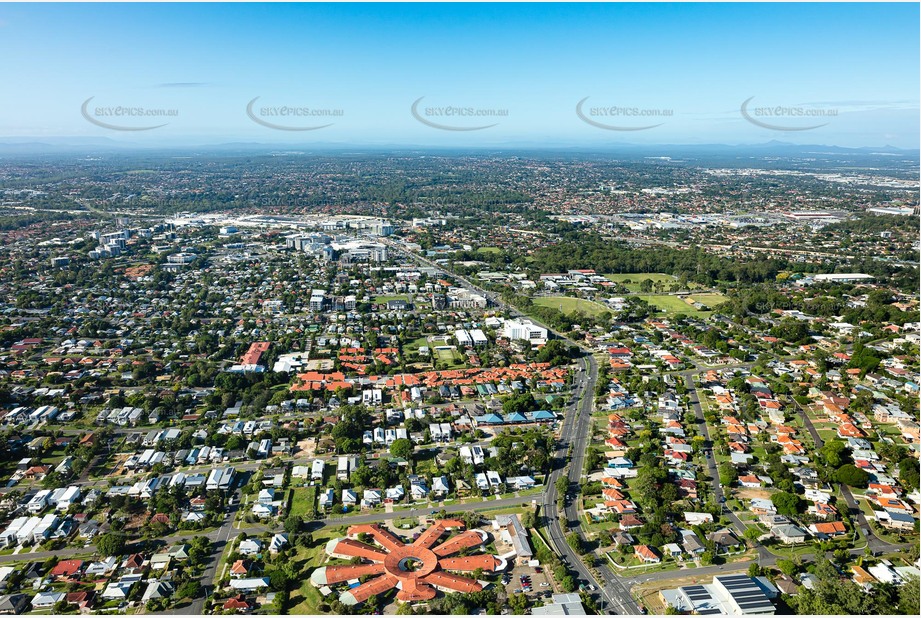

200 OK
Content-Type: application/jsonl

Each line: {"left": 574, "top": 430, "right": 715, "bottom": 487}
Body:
{"left": 0, "top": 2, "right": 917, "bottom": 147}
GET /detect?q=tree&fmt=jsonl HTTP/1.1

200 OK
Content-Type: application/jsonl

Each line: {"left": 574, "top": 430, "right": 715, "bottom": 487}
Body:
{"left": 777, "top": 559, "right": 798, "bottom": 576}
{"left": 560, "top": 575, "right": 577, "bottom": 592}
{"left": 821, "top": 440, "right": 849, "bottom": 467}
{"left": 176, "top": 580, "right": 201, "bottom": 600}
{"left": 284, "top": 514, "right": 301, "bottom": 534}
{"left": 836, "top": 464, "right": 870, "bottom": 488}
{"left": 389, "top": 438, "right": 413, "bottom": 460}
{"left": 95, "top": 532, "right": 127, "bottom": 557}
{"left": 566, "top": 532, "right": 585, "bottom": 554}
{"left": 771, "top": 492, "right": 803, "bottom": 517}
{"left": 899, "top": 575, "right": 920, "bottom": 615}
{"left": 556, "top": 476, "right": 570, "bottom": 496}
{"left": 718, "top": 463, "right": 738, "bottom": 487}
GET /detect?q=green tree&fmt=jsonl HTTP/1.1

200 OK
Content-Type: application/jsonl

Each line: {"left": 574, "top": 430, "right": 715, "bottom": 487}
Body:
{"left": 95, "top": 532, "right": 127, "bottom": 557}
{"left": 770, "top": 492, "right": 803, "bottom": 517}
{"left": 836, "top": 464, "right": 870, "bottom": 488}
{"left": 777, "top": 559, "right": 798, "bottom": 576}
{"left": 389, "top": 438, "right": 413, "bottom": 460}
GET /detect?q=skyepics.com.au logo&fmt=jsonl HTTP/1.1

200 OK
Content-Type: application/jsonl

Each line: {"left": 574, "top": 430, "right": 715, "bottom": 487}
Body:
{"left": 740, "top": 97, "right": 837, "bottom": 131}
{"left": 411, "top": 97, "right": 508, "bottom": 131}
{"left": 246, "top": 97, "right": 344, "bottom": 131}
{"left": 81, "top": 97, "right": 178, "bottom": 131}
{"left": 576, "top": 97, "right": 672, "bottom": 131}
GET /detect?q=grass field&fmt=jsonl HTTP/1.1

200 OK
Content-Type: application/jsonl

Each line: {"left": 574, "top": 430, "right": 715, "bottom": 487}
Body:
{"left": 289, "top": 486, "right": 317, "bottom": 518}
{"left": 533, "top": 296, "right": 611, "bottom": 317}
{"left": 637, "top": 293, "right": 727, "bottom": 317}
{"left": 476, "top": 246, "right": 502, "bottom": 254}
{"left": 288, "top": 527, "right": 346, "bottom": 614}
{"left": 404, "top": 336, "right": 430, "bottom": 351}
{"left": 373, "top": 294, "right": 409, "bottom": 304}
{"left": 603, "top": 272, "right": 679, "bottom": 292}
{"left": 435, "top": 347, "right": 465, "bottom": 368}
{"left": 687, "top": 293, "right": 728, "bottom": 308}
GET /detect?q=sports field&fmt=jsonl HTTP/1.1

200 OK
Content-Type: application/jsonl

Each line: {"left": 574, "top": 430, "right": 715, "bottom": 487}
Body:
{"left": 637, "top": 293, "right": 727, "bottom": 316}
{"left": 603, "top": 272, "right": 704, "bottom": 293}
{"left": 533, "top": 296, "right": 611, "bottom": 316}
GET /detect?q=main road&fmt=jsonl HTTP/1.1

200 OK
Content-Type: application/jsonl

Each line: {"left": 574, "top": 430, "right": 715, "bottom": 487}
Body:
{"left": 384, "top": 238, "right": 642, "bottom": 613}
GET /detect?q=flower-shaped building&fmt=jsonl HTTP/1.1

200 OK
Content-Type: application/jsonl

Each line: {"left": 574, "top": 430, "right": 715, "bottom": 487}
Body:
{"left": 311, "top": 519, "right": 507, "bottom": 605}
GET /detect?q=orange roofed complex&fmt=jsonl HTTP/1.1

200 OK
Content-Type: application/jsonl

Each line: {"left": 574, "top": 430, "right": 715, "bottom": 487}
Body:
{"left": 311, "top": 520, "right": 506, "bottom": 606}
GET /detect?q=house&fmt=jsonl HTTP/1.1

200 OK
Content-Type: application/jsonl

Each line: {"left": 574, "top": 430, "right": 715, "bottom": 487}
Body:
{"left": 707, "top": 529, "right": 741, "bottom": 553}
{"left": 772, "top": 524, "right": 807, "bottom": 544}
{"left": 101, "top": 581, "right": 133, "bottom": 600}
{"left": 0, "top": 594, "right": 29, "bottom": 615}
{"left": 739, "top": 474, "right": 762, "bottom": 488}
{"left": 851, "top": 565, "right": 876, "bottom": 591}
{"left": 223, "top": 595, "right": 252, "bottom": 612}
{"left": 251, "top": 503, "right": 275, "bottom": 518}
{"left": 318, "top": 488, "right": 334, "bottom": 510}
{"left": 868, "top": 563, "right": 903, "bottom": 586}
{"left": 620, "top": 514, "right": 644, "bottom": 530}
{"left": 141, "top": 581, "right": 173, "bottom": 603}
{"left": 750, "top": 498, "right": 776, "bottom": 515}
{"left": 808, "top": 521, "right": 847, "bottom": 539}
{"left": 680, "top": 530, "right": 706, "bottom": 555}
{"left": 773, "top": 575, "right": 799, "bottom": 597}
{"left": 432, "top": 475, "right": 451, "bottom": 496}
{"left": 269, "top": 533, "right": 289, "bottom": 554}
{"left": 635, "top": 545, "right": 661, "bottom": 563}
{"left": 149, "top": 553, "right": 172, "bottom": 571}
{"left": 84, "top": 557, "right": 118, "bottom": 577}
{"left": 30, "top": 591, "right": 66, "bottom": 610}
{"left": 122, "top": 554, "right": 145, "bottom": 570}
{"left": 49, "top": 559, "right": 83, "bottom": 580}
{"left": 63, "top": 590, "right": 94, "bottom": 613}
{"left": 230, "top": 560, "right": 251, "bottom": 578}
{"left": 876, "top": 509, "right": 916, "bottom": 531}
{"left": 238, "top": 538, "right": 263, "bottom": 556}
{"left": 662, "top": 543, "right": 683, "bottom": 558}
{"left": 228, "top": 578, "right": 270, "bottom": 593}
{"left": 362, "top": 489, "right": 382, "bottom": 508}
{"left": 342, "top": 489, "right": 358, "bottom": 507}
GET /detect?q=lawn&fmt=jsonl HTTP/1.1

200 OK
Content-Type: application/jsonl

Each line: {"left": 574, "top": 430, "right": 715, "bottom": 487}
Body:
{"left": 288, "top": 527, "right": 346, "bottom": 614}
{"left": 435, "top": 347, "right": 465, "bottom": 368}
{"left": 603, "top": 272, "right": 680, "bottom": 292}
{"left": 687, "top": 293, "right": 728, "bottom": 308}
{"left": 373, "top": 294, "right": 409, "bottom": 304}
{"left": 289, "top": 486, "right": 317, "bottom": 518}
{"left": 533, "top": 296, "right": 611, "bottom": 317}
{"left": 476, "top": 246, "right": 502, "bottom": 254}
{"left": 404, "top": 336, "right": 430, "bottom": 351}
{"left": 636, "top": 293, "right": 726, "bottom": 317}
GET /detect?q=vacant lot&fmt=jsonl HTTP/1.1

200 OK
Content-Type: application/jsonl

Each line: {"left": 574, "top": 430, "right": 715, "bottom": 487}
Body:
{"left": 533, "top": 296, "right": 611, "bottom": 317}
{"left": 289, "top": 486, "right": 317, "bottom": 518}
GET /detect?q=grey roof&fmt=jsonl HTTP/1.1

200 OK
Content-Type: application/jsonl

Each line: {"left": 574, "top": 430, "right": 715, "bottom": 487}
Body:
{"left": 531, "top": 593, "right": 586, "bottom": 615}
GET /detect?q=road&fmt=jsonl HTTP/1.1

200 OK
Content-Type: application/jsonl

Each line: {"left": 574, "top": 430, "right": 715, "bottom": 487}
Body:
{"left": 792, "top": 399, "right": 897, "bottom": 553}
{"left": 684, "top": 373, "right": 770, "bottom": 563}
{"left": 386, "top": 238, "right": 642, "bottom": 613}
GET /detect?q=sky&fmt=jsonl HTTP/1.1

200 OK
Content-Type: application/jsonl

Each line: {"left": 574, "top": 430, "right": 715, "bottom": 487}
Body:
{"left": 0, "top": 2, "right": 918, "bottom": 148}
